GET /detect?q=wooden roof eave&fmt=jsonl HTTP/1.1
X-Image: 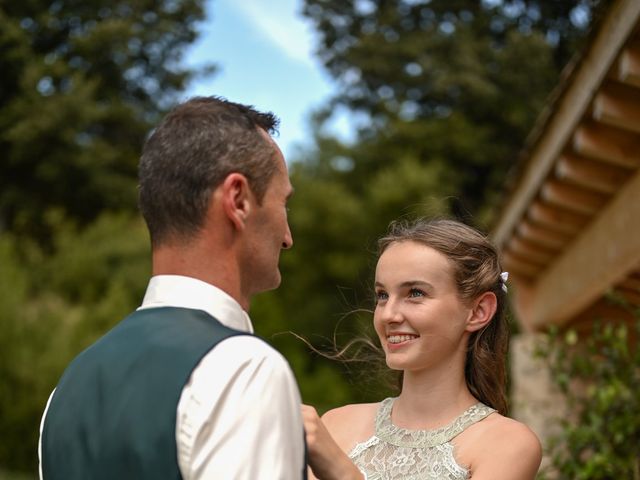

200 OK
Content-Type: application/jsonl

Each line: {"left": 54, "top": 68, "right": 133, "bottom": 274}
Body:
{"left": 492, "top": 0, "right": 640, "bottom": 251}
{"left": 490, "top": 0, "right": 640, "bottom": 332}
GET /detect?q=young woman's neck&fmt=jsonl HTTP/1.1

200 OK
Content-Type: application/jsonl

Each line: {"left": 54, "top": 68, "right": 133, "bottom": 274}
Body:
{"left": 393, "top": 357, "right": 477, "bottom": 430}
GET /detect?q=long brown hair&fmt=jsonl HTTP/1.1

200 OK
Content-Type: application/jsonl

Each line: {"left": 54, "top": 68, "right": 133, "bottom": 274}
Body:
{"left": 378, "top": 218, "right": 509, "bottom": 414}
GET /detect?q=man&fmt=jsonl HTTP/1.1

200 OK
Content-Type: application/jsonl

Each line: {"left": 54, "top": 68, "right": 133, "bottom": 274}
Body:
{"left": 38, "top": 97, "right": 305, "bottom": 479}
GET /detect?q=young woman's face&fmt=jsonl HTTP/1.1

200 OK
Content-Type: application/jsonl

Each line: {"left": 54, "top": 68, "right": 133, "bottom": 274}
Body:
{"left": 373, "top": 241, "right": 473, "bottom": 373}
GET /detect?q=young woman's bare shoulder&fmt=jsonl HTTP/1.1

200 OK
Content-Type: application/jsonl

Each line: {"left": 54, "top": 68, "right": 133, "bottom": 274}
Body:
{"left": 321, "top": 403, "right": 379, "bottom": 453}
{"left": 322, "top": 402, "right": 378, "bottom": 431}
{"left": 463, "top": 413, "right": 542, "bottom": 479}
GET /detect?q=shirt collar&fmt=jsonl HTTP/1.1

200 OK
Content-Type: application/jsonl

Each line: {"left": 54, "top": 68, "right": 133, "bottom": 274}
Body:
{"left": 137, "top": 275, "right": 254, "bottom": 334}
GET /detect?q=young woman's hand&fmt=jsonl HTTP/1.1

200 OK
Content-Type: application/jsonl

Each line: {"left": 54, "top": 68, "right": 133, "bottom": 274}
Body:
{"left": 301, "top": 404, "right": 364, "bottom": 480}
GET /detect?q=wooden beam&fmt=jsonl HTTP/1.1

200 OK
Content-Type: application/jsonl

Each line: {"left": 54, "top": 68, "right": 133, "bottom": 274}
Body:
{"left": 527, "top": 201, "right": 588, "bottom": 235}
{"left": 527, "top": 169, "right": 640, "bottom": 329}
{"left": 613, "top": 288, "right": 640, "bottom": 305}
{"left": 616, "top": 43, "right": 640, "bottom": 88}
{"left": 573, "top": 123, "right": 640, "bottom": 168}
{"left": 568, "top": 298, "right": 639, "bottom": 329}
{"left": 540, "top": 179, "right": 608, "bottom": 215}
{"left": 556, "top": 153, "right": 631, "bottom": 194}
{"left": 492, "top": 0, "right": 640, "bottom": 250}
{"left": 613, "top": 267, "right": 640, "bottom": 304}
{"left": 592, "top": 82, "right": 640, "bottom": 133}
{"left": 517, "top": 219, "right": 570, "bottom": 250}
{"left": 507, "top": 235, "right": 557, "bottom": 264}
{"left": 617, "top": 275, "right": 640, "bottom": 291}
{"left": 501, "top": 250, "right": 542, "bottom": 278}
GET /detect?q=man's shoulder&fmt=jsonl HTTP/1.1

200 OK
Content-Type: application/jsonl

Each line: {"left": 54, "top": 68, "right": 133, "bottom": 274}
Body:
{"left": 186, "top": 334, "right": 299, "bottom": 404}
{"left": 206, "top": 334, "right": 294, "bottom": 376}
{"left": 217, "top": 333, "right": 280, "bottom": 354}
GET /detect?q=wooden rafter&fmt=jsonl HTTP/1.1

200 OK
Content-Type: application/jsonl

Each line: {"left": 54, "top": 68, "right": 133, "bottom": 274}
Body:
{"left": 507, "top": 235, "right": 556, "bottom": 264}
{"left": 617, "top": 275, "right": 640, "bottom": 291}
{"left": 501, "top": 250, "right": 542, "bottom": 278}
{"left": 540, "top": 180, "right": 607, "bottom": 215}
{"left": 527, "top": 201, "right": 588, "bottom": 235}
{"left": 616, "top": 42, "right": 640, "bottom": 87}
{"left": 555, "top": 153, "right": 631, "bottom": 194}
{"left": 592, "top": 82, "right": 640, "bottom": 133}
{"left": 517, "top": 219, "right": 570, "bottom": 250}
{"left": 526, "top": 170, "right": 640, "bottom": 329}
{"left": 492, "top": 0, "right": 640, "bottom": 249}
{"left": 573, "top": 123, "right": 640, "bottom": 167}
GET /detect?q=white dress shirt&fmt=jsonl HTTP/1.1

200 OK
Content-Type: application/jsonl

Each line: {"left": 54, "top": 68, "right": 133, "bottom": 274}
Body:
{"left": 39, "top": 275, "right": 305, "bottom": 480}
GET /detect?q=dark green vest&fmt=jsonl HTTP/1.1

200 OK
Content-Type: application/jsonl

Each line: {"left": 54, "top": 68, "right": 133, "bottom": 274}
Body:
{"left": 41, "top": 307, "right": 249, "bottom": 479}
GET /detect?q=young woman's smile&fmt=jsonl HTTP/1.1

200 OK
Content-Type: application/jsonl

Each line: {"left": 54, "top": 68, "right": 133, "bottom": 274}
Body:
{"left": 385, "top": 332, "right": 420, "bottom": 350}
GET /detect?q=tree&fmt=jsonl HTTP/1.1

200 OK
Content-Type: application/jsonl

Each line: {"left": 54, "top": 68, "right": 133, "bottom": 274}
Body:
{"left": 0, "top": 213, "right": 150, "bottom": 472}
{"left": 255, "top": 0, "right": 613, "bottom": 411}
{"left": 0, "top": 0, "right": 211, "bottom": 472}
{"left": 300, "top": 0, "right": 611, "bottom": 223}
{"left": 0, "top": 0, "right": 212, "bottom": 245}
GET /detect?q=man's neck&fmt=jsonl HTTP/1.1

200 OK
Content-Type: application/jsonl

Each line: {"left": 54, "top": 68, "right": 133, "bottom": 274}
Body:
{"left": 151, "top": 242, "right": 248, "bottom": 310}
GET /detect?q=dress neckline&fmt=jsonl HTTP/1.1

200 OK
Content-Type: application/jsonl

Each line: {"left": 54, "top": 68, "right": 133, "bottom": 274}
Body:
{"left": 374, "top": 397, "right": 495, "bottom": 448}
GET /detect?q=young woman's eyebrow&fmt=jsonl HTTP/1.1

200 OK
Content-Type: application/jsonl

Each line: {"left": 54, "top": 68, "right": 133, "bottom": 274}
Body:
{"left": 399, "top": 280, "right": 433, "bottom": 288}
{"left": 375, "top": 280, "right": 435, "bottom": 291}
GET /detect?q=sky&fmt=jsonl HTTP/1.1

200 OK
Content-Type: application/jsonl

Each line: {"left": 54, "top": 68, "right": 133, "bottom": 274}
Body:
{"left": 183, "top": 0, "right": 349, "bottom": 160}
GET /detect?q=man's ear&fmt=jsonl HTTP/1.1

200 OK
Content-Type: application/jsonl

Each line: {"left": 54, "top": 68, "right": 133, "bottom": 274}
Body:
{"left": 220, "top": 173, "right": 252, "bottom": 230}
{"left": 465, "top": 291, "right": 497, "bottom": 332}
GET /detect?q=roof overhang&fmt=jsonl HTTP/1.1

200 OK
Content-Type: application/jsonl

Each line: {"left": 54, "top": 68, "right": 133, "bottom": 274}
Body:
{"left": 491, "top": 0, "right": 640, "bottom": 331}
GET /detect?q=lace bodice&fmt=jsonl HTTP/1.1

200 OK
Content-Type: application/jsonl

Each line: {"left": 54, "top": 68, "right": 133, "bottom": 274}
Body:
{"left": 348, "top": 398, "right": 495, "bottom": 480}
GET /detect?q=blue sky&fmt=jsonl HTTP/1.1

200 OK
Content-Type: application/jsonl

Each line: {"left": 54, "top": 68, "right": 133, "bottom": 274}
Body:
{"left": 183, "top": 0, "right": 346, "bottom": 160}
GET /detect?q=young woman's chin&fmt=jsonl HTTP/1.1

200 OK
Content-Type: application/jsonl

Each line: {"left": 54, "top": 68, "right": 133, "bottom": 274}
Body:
{"left": 384, "top": 354, "right": 414, "bottom": 371}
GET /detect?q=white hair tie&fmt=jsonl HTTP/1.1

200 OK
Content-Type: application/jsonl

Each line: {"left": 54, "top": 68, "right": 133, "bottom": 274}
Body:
{"left": 500, "top": 271, "right": 509, "bottom": 293}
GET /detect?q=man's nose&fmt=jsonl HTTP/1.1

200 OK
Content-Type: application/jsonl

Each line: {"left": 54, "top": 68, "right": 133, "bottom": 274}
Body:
{"left": 282, "top": 223, "right": 293, "bottom": 249}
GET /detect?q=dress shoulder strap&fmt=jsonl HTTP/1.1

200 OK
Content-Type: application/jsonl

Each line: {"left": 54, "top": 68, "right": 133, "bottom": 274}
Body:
{"left": 375, "top": 398, "right": 496, "bottom": 448}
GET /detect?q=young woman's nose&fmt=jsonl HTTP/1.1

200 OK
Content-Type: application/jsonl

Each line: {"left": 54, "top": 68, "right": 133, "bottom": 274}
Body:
{"left": 380, "top": 301, "right": 403, "bottom": 324}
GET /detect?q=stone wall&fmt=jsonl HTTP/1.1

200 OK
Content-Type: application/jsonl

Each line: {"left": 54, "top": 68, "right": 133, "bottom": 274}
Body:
{"left": 510, "top": 332, "right": 568, "bottom": 475}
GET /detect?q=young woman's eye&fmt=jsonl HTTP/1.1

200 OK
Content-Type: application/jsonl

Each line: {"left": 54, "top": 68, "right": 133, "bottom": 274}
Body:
{"left": 408, "top": 288, "right": 425, "bottom": 298}
{"left": 375, "top": 290, "right": 388, "bottom": 302}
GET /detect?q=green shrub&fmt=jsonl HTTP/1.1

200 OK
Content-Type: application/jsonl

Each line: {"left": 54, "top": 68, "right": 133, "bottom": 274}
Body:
{"left": 0, "top": 213, "right": 149, "bottom": 473}
{"left": 537, "top": 302, "right": 640, "bottom": 479}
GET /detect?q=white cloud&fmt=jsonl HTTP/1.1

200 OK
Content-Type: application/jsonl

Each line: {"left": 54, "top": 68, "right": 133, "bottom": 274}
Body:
{"left": 228, "top": 0, "right": 317, "bottom": 67}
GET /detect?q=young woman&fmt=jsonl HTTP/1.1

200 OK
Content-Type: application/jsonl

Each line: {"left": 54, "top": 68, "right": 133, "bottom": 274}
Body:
{"left": 303, "top": 218, "right": 542, "bottom": 480}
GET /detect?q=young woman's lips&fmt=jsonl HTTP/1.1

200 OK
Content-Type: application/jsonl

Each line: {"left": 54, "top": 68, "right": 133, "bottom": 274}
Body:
{"left": 386, "top": 334, "right": 419, "bottom": 350}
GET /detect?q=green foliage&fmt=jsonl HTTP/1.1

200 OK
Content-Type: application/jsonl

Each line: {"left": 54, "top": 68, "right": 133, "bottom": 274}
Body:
{"left": 0, "top": 0, "right": 209, "bottom": 466}
{"left": 0, "top": 470, "right": 32, "bottom": 480}
{"left": 301, "top": 0, "right": 611, "bottom": 223}
{"left": 0, "top": 0, "right": 212, "bottom": 244}
{"left": 536, "top": 311, "right": 640, "bottom": 479}
{"left": 0, "top": 214, "right": 149, "bottom": 473}
{"left": 0, "top": 0, "right": 618, "bottom": 475}
{"left": 268, "top": 0, "right": 609, "bottom": 411}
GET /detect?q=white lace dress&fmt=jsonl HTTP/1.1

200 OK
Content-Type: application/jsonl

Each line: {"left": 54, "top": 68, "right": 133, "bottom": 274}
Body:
{"left": 348, "top": 397, "right": 495, "bottom": 480}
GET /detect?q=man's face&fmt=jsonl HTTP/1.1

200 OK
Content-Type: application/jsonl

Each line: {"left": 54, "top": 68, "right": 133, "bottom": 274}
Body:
{"left": 243, "top": 135, "right": 293, "bottom": 296}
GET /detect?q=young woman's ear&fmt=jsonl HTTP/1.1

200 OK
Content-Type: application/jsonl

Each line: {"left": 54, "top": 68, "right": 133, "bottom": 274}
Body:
{"left": 466, "top": 292, "right": 497, "bottom": 332}
{"left": 220, "top": 173, "right": 252, "bottom": 230}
